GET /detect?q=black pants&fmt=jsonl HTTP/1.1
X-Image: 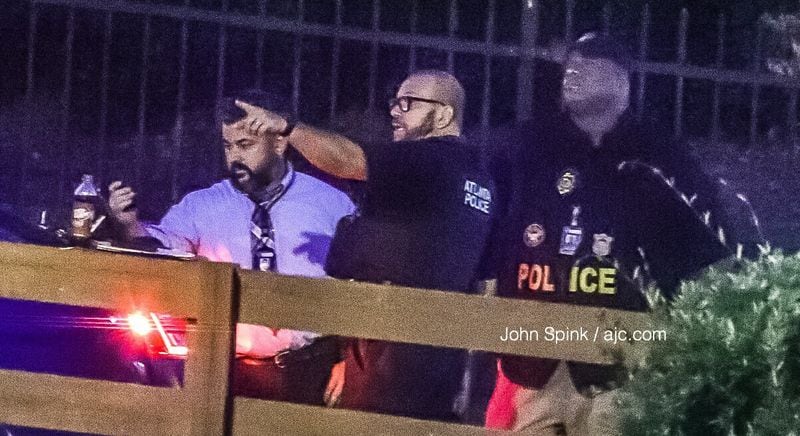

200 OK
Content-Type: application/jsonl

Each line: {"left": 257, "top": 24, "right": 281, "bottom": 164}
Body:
{"left": 339, "top": 340, "right": 464, "bottom": 421}
{"left": 232, "top": 342, "right": 339, "bottom": 406}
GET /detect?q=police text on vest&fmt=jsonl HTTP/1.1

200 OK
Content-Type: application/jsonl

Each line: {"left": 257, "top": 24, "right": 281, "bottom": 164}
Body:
{"left": 463, "top": 180, "right": 491, "bottom": 214}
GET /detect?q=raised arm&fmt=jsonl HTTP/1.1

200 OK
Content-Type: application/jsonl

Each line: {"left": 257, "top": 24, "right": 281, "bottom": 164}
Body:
{"left": 287, "top": 122, "right": 367, "bottom": 181}
{"left": 234, "top": 100, "right": 367, "bottom": 181}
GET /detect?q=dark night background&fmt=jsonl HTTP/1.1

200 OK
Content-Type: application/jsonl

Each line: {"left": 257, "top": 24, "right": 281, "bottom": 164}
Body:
{"left": 0, "top": 0, "right": 798, "bottom": 251}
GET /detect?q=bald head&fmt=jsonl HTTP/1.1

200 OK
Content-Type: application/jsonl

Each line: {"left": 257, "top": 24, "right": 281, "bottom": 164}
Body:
{"left": 400, "top": 70, "right": 465, "bottom": 130}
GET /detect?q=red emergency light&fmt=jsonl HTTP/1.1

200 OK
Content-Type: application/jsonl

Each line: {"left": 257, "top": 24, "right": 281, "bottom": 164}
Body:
{"left": 125, "top": 311, "right": 188, "bottom": 357}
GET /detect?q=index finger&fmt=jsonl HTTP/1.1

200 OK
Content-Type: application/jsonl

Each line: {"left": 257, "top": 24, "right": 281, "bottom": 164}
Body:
{"left": 109, "top": 181, "right": 123, "bottom": 191}
{"left": 235, "top": 99, "right": 264, "bottom": 115}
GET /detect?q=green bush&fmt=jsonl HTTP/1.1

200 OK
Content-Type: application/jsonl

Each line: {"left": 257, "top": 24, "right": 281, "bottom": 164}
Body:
{"left": 618, "top": 251, "right": 800, "bottom": 435}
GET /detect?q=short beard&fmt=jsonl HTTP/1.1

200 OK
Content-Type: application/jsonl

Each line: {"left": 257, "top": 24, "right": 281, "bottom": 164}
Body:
{"left": 563, "top": 94, "right": 619, "bottom": 117}
{"left": 402, "top": 110, "right": 436, "bottom": 141}
{"left": 228, "top": 162, "right": 271, "bottom": 194}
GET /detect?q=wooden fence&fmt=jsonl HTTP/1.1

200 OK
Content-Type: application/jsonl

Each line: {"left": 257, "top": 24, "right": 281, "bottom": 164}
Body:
{"left": 0, "top": 241, "right": 651, "bottom": 434}
{"left": 0, "top": 242, "right": 235, "bottom": 434}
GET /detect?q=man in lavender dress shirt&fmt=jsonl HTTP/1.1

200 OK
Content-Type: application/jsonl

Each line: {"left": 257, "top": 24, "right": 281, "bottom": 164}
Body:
{"left": 107, "top": 89, "right": 355, "bottom": 406}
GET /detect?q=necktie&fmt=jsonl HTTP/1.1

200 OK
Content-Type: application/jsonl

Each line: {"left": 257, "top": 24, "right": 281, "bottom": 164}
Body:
{"left": 249, "top": 163, "right": 293, "bottom": 271}
{"left": 251, "top": 195, "right": 281, "bottom": 271}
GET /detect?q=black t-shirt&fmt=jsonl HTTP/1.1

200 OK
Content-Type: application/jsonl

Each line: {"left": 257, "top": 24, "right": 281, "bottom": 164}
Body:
{"left": 325, "top": 135, "right": 496, "bottom": 419}
{"left": 326, "top": 135, "right": 495, "bottom": 292}
{"left": 494, "top": 112, "right": 731, "bottom": 390}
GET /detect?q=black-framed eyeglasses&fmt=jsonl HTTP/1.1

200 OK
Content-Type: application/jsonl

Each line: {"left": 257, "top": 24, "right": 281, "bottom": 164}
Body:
{"left": 388, "top": 96, "right": 447, "bottom": 112}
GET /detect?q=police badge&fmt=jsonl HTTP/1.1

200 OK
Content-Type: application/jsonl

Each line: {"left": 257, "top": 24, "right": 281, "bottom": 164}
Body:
{"left": 556, "top": 169, "right": 578, "bottom": 195}
{"left": 523, "top": 223, "right": 546, "bottom": 248}
{"left": 592, "top": 233, "right": 614, "bottom": 257}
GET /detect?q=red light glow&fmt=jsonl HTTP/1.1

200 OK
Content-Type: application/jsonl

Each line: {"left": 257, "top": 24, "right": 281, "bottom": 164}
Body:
{"left": 127, "top": 312, "right": 152, "bottom": 336}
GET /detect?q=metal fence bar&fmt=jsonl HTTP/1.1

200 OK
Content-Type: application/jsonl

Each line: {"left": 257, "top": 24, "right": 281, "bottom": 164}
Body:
{"left": 171, "top": 13, "right": 189, "bottom": 203}
{"left": 328, "top": 0, "right": 342, "bottom": 122}
{"left": 674, "top": 8, "right": 688, "bottom": 139}
{"left": 564, "top": 0, "right": 574, "bottom": 44}
{"left": 789, "top": 89, "right": 798, "bottom": 157}
{"left": 217, "top": 0, "right": 228, "bottom": 111}
{"left": 213, "top": 0, "right": 229, "bottom": 179}
{"left": 28, "top": 0, "right": 554, "bottom": 65}
{"left": 253, "top": 42, "right": 264, "bottom": 81}
{"left": 25, "top": 5, "right": 37, "bottom": 103}
{"left": 791, "top": 0, "right": 799, "bottom": 160}
{"left": 58, "top": 8, "right": 75, "bottom": 202}
{"left": 136, "top": 16, "right": 150, "bottom": 189}
{"left": 97, "top": 11, "right": 112, "bottom": 183}
{"left": 29, "top": 0, "right": 797, "bottom": 89}
{"left": 786, "top": 89, "right": 798, "bottom": 147}
{"left": 636, "top": 4, "right": 650, "bottom": 120}
{"left": 61, "top": 9, "right": 75, "bottom": 139}
{"left": 516, "top": 0, "right": 539, "bottom": 122}
{"left": 408, "top": 0, "right": 417, "bottom": 73}
{"left": 254, "top": 0, "right": 266, "bottom": 90}
{"left": 367, "top": 0, "right": 379, "bottom": 111}
{"left": 481, "top": 0, "right": 495, "bottom": 129}
{"left": 19, "top": 3, "right": 38, "bottom": 204}
{"left": 21, "top": 0, "right": 800, "bottom": 151}
{"left": 447, "top": 0, "right": 457, "bottom": 73}
{"left": 750, "top": 23, "right": 763, "bottom": 145}
{"left": 291, "top": 0, "right": 302, "bottom": 117}
{"left": 638, "top": 60, "right": 800, "bottom": 88}
{"left": 711, "top": 13, "right": 725, "bottom": 141}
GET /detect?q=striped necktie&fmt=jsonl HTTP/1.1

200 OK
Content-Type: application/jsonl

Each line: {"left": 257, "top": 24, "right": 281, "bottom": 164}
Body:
{"left": 249, "top": 164, "right": 293, "bottom": 272}
{"left": 251, "top": 194, "right": 281, "bottom": 271}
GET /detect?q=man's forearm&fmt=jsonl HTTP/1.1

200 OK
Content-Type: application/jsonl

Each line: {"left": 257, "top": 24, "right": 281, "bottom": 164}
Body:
{"left": 119, "top": 220, "right": 150, "bottom": 241}
{"left": 287, "top": 123, "right": 367, "bottom": 181}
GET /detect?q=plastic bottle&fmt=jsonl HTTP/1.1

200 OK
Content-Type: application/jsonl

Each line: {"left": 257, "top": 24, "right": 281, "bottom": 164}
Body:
{"left": 71, "top": 174, "right": 99, "bottom": 241}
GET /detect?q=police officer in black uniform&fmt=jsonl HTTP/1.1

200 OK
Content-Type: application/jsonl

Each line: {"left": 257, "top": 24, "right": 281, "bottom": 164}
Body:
{"left": 233, "top": 70, "right": 495, "bottom": 421}
{"left": 485, "top": 33, "right": 738, "bottom": 434}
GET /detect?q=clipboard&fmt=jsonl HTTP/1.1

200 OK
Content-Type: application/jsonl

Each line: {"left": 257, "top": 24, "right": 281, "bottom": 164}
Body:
{"left": 92, "top": 240, "right": 197, "bottom": 260}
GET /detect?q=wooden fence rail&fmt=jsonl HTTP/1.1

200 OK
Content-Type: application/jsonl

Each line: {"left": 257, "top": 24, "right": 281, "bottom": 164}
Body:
{"left": 0, "top": 242, "right": 235, "bottom": 435}
{"left": 0, "top": 242, "right": 650, "bottom": 434}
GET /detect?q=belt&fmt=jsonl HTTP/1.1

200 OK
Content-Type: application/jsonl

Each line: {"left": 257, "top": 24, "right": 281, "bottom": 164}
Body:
{"left": 268, "top": 336, "right": 341, "bottom": 369}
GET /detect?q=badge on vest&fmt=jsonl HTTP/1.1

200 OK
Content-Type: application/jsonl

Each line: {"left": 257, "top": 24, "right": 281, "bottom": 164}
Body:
{"left": 523, "top": 223, "right": 546, "bottom": 248}
{"left": 557, "top": 169, "right": 579, "bottom": 196}
{"left": 559, "top": 205, "right": 583, "bottom": 256}
{"left": 592, "top": 233, "right": 614, "bottom": 257}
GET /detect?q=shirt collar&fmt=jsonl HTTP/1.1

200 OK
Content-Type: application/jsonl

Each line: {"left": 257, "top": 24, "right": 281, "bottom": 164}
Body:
{"left": 557, "top": 108, "right": 636, "bottom": 155}
{"left": 249, "top": 161, "right": 295, "bottom": 210}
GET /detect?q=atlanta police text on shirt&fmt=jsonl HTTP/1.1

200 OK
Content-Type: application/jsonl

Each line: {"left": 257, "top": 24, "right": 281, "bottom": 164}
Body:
{"left": 463, "top": 179, "right": 491, "bottom": 214}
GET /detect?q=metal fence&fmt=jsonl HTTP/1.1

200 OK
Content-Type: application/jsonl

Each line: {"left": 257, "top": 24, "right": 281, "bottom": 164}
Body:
{"left": 3, "top": 0, "right": 798, "bottom": 213}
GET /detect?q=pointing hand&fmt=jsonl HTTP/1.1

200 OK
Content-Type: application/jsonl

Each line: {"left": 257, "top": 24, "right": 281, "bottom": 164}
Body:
{"left": 234, "top": 100, "right": 289, "bottom": 137}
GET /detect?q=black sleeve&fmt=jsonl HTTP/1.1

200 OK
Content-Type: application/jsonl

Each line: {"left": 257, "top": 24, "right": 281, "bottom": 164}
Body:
{"left": 483, "top": 124, "right": 522, "bottom": 220}
{"left": 619, "top": 162, "right": 732, "bottom": 296}
{"left": 470, "top": 122, "right": 534, "bottom": 282}
{"left": 710, "top": 179, "right": 766, "bottom": 259}
{"left": 645, "top": 138, "right": 764, "bottom": 259}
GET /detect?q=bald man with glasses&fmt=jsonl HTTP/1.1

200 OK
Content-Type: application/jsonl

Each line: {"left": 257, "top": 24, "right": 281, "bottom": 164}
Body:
{"left": 234, "top": 70, "right": 496, "bottom": 421}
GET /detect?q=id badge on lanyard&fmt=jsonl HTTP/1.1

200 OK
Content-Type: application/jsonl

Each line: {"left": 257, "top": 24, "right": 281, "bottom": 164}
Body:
{"left": 559, "top": 205, "right": 583, "bottom": 256}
